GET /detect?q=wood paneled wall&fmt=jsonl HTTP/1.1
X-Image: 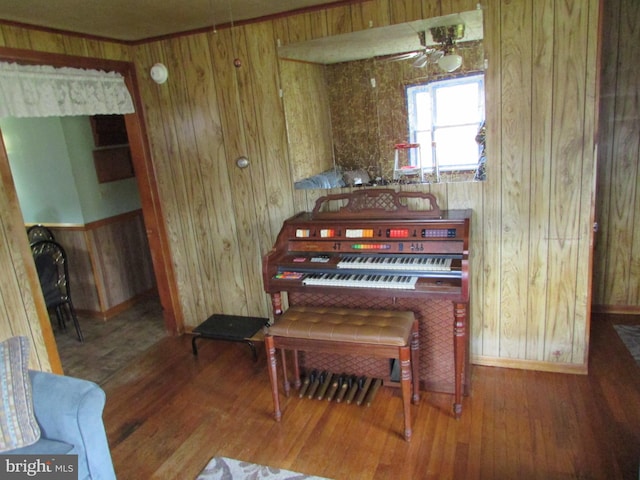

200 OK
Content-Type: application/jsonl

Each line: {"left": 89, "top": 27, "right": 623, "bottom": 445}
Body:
{"left": 85, "top": 211, "right": 156, "bottom": 314}
{"left": 593, "top": 0, "right": 640, "bottom": 312}
{"left": 47, "top": 210, "right": 156, "bottom": 318}
{"left": 280, "top": 60, "right": 334, "bottom": 182}
{"left": 0, "top": 0, "right": 608, "bottom": 374}
{"left": 47, "top": 227, "right": 101, "bottom": 313}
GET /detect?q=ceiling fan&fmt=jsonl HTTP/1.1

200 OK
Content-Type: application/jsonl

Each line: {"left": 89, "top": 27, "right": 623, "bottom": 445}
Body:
{"left": 386, "top": 23, "right": 466, "bottom": 72}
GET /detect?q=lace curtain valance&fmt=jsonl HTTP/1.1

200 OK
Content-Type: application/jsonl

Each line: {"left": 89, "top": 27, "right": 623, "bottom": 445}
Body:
{"left": 0, "top": 62, "right": 135, "bottom": 118}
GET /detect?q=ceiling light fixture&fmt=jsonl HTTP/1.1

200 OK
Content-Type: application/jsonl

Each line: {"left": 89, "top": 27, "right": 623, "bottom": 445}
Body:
{"left": 150, "top": 63, "right": 168, "bottom": 84}
{"left": 408, "top": 31, "right": 443, "bottom": 69}
{"left": 437, "top": 52, "right": 463, "bottom": 72}
{"left": 430, "top": 24, "right": 465, "bottom": 73}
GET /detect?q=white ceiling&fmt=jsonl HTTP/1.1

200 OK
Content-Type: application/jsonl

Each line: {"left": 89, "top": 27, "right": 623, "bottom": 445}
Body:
{"left": 0, "top": 0, "right": 340, "bottom": 42}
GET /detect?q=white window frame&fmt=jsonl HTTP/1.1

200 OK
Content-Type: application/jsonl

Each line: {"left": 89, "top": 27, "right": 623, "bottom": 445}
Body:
{"left": 406, "top": 74, "right": 485, "bottom": 181}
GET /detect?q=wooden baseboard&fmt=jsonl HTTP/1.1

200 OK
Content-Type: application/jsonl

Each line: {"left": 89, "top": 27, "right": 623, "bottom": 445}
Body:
{"left": 471, "top": 355, "right": 588, "bottom": 375}
{"left": 591, "top": 304, "right": 640, "bottom": 315}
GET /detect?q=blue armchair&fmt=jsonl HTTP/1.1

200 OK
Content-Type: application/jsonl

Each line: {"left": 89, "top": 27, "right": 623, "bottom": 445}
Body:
{"left": 9, "top": 371, "right": 116, "bottom": 480}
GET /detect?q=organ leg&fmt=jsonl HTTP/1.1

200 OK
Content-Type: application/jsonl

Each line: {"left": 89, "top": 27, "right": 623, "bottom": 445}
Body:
{"left": 453, "top": 302, "right": 467, "bottom": 418}
{"left": 292, "top": 350, "right": 301, "bottom": 388}
{"left": 399, "top": 345, "right": 413, "bottom": 441}
{"left": 280, "top": 349, "right": 290, "bottom": 396}
{"left": 410, "top": 319, "right": 420, "bottom": 404}
{"left": 265, "top": 335, "right": 282, "bottom": 421}
{"left": 271, "top": 292, "right": 283, "bottom": 316}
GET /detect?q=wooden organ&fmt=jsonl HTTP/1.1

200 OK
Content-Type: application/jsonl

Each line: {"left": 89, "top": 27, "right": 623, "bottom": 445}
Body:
{"left": 262, "top": 189, "right": 471, "bottom": 416}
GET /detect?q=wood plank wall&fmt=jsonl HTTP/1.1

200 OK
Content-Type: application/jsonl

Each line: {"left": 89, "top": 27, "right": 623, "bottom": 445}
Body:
{"left": 46, "top": 210, "right": 156, "bottom": 318}
{"left": 46, "top": 227, "right": 101, "bottom": 313}
{"left": 593, "top": 0, "right": 640, "bottom": 312}
{"left": 85, "top": 211, "right": 156, "bottom": 315}
{"left": 0, "top": 0, "right": 615, "bottom": 374}
{"left": 280, "top": 60, "right": 334, "bottom": 182}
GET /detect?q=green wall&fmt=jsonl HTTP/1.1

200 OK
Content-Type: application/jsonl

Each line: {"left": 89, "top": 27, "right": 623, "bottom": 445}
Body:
{"left": 0, "top": 116, "right": 141, "bottom": 225}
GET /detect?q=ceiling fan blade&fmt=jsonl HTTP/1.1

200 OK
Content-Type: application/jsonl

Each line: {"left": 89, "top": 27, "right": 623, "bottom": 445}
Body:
{"left": 380, "top": 46, "right": 441, "bottom": 66}
{"left": 385, "top": 51, "right": 421, "bottom": 62}
{"left": 412, "top": 53, "right": 429, "bottom": 68}
{"left": 428, "top": 50, "right": 444, "bottom": 62}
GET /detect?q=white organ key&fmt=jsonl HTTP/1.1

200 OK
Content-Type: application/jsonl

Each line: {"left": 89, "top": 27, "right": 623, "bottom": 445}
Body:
{"left": 302, "top": 273, "right": 418, "bottom": 290}
{"left": 337, "top": 255, "right": 452, "bottom": 271}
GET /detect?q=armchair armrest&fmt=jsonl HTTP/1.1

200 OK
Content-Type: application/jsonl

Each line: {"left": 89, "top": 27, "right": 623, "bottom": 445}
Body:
{"left": 29, "top": 371, "right": 116, "bottom": 480}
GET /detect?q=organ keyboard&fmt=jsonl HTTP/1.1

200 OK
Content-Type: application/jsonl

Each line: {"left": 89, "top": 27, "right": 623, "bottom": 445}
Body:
{"left": 337, "top": 254, "right": 454, "bottom": 272}
{"left": 302, "top": 272, "right": 419, "bottom": 289}
{"left": 262, "top": 189, "right": 471, "bottom": 417}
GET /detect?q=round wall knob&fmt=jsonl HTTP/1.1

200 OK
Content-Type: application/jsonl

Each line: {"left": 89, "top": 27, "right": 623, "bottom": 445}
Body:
{"left": 236, "top": 156, "right": 249, "bottom": 168}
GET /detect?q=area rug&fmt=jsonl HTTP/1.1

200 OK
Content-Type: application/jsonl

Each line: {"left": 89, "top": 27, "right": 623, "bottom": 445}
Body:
{"left": 196, "top": 456, "right": 331, "bottom": 480}
{"left": 614, "top": 324, "right": 640, "bottom": 366}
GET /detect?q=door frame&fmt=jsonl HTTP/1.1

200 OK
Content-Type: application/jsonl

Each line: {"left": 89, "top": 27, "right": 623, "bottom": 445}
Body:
{"left": 0, "top": 47, "right": 183, "bottom": 351}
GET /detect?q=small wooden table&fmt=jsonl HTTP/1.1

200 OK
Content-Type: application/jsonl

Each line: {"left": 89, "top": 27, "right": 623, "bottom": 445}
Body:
{"left": 191, "top": 314, "right": 268, "bottom": 361}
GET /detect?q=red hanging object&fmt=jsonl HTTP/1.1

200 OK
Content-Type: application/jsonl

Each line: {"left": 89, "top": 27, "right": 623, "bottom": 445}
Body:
{"left": 394, "top": 143, "right": 420, "bottom": 149}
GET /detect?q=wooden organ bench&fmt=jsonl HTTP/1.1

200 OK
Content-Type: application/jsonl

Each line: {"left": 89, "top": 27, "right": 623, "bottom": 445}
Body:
{"left": 264, "top": 305, "right": 420, "bottom": 441}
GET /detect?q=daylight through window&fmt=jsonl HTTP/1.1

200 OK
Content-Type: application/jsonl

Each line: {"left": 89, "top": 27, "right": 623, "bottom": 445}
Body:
{"left": 406, "top": 74, "right": 485, "bottom": 181}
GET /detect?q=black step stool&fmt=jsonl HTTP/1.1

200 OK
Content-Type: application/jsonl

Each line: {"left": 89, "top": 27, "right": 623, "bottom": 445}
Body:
{"left": 191, "top": 314, "right": 269, "bottom": 361}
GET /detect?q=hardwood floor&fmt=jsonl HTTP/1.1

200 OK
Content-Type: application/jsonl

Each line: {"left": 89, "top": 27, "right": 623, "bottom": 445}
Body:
{"left": 55, "top": 295, "right": 166, "bottom": 385}
{"left": 101, "top": 313, "right": 640, "bottom": 480}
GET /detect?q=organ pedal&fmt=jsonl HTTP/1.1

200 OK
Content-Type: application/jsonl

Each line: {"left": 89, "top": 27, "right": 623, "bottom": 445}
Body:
{"left": 296, "top": 372, "right": 383, "bottom": 407}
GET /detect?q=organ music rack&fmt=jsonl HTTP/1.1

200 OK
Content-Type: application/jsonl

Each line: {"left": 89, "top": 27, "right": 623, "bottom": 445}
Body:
{"left": 262, "top": 189, "right": 471, "bottom": 416}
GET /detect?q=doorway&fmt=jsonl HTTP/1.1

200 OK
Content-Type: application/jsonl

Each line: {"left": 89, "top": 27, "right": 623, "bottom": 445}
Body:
{"left": 3, "top": 115, "right": 157, "bottom": 316}
{"left": 0, "top": 47, "right": 183, "bottom": 368}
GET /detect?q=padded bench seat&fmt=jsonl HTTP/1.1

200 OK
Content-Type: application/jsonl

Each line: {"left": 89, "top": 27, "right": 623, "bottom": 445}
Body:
{"left": 264, "top": 305, "right": 420, "bottom": 441}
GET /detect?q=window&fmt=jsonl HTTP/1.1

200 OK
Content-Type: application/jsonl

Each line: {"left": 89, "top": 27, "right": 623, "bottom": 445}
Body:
{"left": 406, "top": 74, "right": 485, "bottom": 179}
